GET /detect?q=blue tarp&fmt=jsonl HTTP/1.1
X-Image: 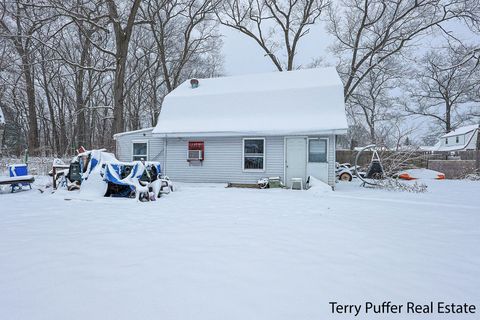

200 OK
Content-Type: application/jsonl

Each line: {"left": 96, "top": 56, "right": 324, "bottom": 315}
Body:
{"left": 104, "top": 162, "right": 161, "bottom": 186}
{"left": 75, "top": 149, "right": 161, "bottom": 197}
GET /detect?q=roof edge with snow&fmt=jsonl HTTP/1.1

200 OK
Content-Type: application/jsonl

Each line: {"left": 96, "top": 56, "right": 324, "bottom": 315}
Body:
{"left": 113, "top": 127, "right": 153, "bottom": 139}
{"left": 152, "top": 128, "right": 348, "bottom": 138}
{"left": 441, "top": 124, "right": 479, "bottom": 138}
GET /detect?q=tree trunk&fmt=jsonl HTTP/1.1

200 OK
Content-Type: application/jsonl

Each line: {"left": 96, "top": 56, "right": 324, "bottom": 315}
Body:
{"left": 41, "top": 64, "right": 59, "bottom": 154}
{"left": 75, "top": 75, "right": 86, "bottom": 149}
{"left": 445, "top": 102, "right": 452, "bottom": 132}
{"left": 112, "top": 44, "right": 127, "bottom": 136}
{"left": 17, "top": 47, "right": 39, "bottom": 154}
{"left": 107, "top": 0, "right": 142, "bottom": 149}
{"left": 369, "top": 125, "right": 376, "bottom": 145}
{"left": 476, "top": 131, "right": 479, "bottom": 173}
{"left": 75, "top": 29, "right": 92, "bottom": 149}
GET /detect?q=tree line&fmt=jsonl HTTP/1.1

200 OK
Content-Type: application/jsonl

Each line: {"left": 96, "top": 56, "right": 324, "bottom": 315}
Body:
{"left": 0, "top": 0, "right": 479, "bottom": 156}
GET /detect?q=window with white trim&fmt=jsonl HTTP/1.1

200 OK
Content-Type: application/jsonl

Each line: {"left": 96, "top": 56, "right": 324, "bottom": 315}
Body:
{"left": 308, "top": 139, "right": 327, "bottom": 162}
{"left": 243, "top": 138, "right": 265, "bottom": 170}
{"left": 188, "top": 141, "right": 204, "bottom": 161}
{"left": 132, "top": 142, "right": 148, "bottom": 161}
{"left": 455, "top": 136, "right": 459, "bottom": 143}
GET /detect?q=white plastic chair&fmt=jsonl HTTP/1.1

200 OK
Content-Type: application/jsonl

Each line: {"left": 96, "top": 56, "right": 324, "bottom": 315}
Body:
{"left": 291, "top": 178, "right": 303, "bottom": 190}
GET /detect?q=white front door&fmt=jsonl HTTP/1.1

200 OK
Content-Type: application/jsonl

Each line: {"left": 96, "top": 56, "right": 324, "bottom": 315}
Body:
{"left": 285, "top": 137, "right": 307, "bottom": 188}
{"left": 306, "top": 138, "right": 329, "bottom": 183}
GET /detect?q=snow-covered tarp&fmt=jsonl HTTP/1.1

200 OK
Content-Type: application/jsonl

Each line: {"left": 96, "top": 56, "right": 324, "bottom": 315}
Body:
{"left": 74, "top": 150, "right": 161, "bottom": 199}
{"left": 398, "top": 168, "right": 445, "bottom": 180}
{"left": 153, "top": 67, "right": 348, "bottom": 137}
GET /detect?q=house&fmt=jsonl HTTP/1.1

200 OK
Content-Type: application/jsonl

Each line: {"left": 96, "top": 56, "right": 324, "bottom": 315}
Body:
{"left": 423, "top": 124, "right": 480, "bottom": 152}
{"left": 114, "top": 67, "right": 348, "bottom": 187}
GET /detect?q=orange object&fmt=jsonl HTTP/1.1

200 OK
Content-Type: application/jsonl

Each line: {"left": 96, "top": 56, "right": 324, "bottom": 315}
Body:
{"left": 398, "top": 172, "right": 446, "bottom": 180}
{"left": 398, "top": 173, "right": 415, "bottom": 180}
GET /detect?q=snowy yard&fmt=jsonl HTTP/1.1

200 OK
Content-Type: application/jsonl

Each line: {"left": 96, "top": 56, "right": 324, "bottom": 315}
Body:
{"left": 0, "top": 179, "right": 479, "bottom": 320}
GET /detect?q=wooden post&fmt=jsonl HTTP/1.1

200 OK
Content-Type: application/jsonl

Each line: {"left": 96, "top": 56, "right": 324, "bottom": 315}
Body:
{"left": 52, "top": 166, "right": 57, "bottom": 190}
{"left": 476, "top": 130, "right": 480, "bottom": 173}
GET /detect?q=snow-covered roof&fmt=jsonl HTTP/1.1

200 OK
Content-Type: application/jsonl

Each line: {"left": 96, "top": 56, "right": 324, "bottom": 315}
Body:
{"left": 113, "top": 127, "right": 153, "bottom": 139}
{"left": 419, "top": 144, "right": 439, "bottom": 152}
{"left": 152, "top": 67, "right": 348, "bottom": 137}
{"left": 441, "top": 124, "right": 479, "bottom": 138}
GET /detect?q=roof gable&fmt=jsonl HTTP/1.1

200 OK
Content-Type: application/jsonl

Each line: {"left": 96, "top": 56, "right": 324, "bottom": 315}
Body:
{"left": 152, "top": 67, "right": 348, "bottom": 137}
{"left": 441, "top": 124, "right": 479, "bottom": 138}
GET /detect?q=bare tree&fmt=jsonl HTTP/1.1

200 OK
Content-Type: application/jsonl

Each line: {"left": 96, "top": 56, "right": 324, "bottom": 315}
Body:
{"left": 217, "top": 0, "right": 328, "bottom": 71}
{"left": 0, "top": 0, "right": 46, "bottom": 153}
{"left": 105, "top": 0, "right": 142, "bottom": 138}
{"left": 328, "top": 0, "right": 479, "bottom": 104}
{"left": 349, "top": 60, "right": 401, "bottom": 144}
{"left": 404, "top": 47, "right": 480, "bottom": 133}
{"left": 39, "top": 0, "right": 142, "bottom": 142}
{"left": 146, "top": 0, "right": 222, "bottom": 93}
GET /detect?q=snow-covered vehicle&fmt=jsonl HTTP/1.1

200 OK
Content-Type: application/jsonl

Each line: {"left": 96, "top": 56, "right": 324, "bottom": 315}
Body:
{"left": 335, "top": 162, "right": 364, "bottom": 181}
{"left": 336, "top": 163, "right": 353, "bottom": 181}
{"left": 396, "top": 168, "right": 445, "bottom": 180}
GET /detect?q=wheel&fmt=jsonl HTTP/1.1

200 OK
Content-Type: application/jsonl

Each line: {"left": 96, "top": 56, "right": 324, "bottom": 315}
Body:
{"left": 339, "top": 172, "right": 352, "bottom": 181}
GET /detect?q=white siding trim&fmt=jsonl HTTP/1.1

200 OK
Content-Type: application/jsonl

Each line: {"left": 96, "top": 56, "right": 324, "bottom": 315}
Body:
{"left": 283, "top": 136, "right": 309, "bottom": 185}
{"left": 132, "top": 140, "right": 149, "bottom": 161}
{"left": 307, "top": 137, "right": 328, "bottom": 163}
{"left": 242, "top": 137, "right": 266, "bottom": 172}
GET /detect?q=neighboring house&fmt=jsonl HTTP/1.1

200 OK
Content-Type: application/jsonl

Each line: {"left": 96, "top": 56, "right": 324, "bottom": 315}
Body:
{"left": 423, "top": 124, "right": 479, "bottom": 152}
{"left": 114, "top": 67, "right": 348, "bottom": 187}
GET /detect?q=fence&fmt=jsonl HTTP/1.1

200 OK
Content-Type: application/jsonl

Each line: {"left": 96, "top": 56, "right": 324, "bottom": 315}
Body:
{"left": 423, "top": 150, "right": 479, "bottom": 161}
{"left": 0, "top": 157, "right": 70, "bottom": 176}
{"left": 336, "top": 150, "right": 479, "bottom": 178}
{"left": 336, "top": 150, "right": 429, "bottom": 168}
{"left": 427, "top": 160, "right": 477, "bottom": 179}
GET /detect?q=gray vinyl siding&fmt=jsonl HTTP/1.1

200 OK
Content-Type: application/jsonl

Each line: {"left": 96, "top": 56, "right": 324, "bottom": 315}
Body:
{"left": 115, "top": 131, "right": 338, "bottom": 187}
{"left": 115, "top": 129, "right": 164, "bottom": 165}
{"left": 164, "top": 136, "right": 284, "bottom": 184}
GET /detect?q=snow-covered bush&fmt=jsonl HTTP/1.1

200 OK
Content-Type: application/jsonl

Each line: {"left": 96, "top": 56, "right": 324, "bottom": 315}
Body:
{"left": 464, "top": 173, "right": 480, "bottom": 181}
{"left": 368, "top": 178, "right": 427, "bottom": 193}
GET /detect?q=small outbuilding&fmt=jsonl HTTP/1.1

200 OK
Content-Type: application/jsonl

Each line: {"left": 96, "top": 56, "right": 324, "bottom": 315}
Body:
{"left": 115, "top": 67, "right": 348, "bottom": 187}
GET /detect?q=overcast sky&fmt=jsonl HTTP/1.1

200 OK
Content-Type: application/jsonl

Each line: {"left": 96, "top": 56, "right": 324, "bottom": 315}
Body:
{"left": 220, "top": 19, "right": 478, "bottom": 76}
{"left": 220, "top": 22, "right": 333, "bottom": 76}
{"left": 219, "top": 20, "right": 478, "bottom": 142}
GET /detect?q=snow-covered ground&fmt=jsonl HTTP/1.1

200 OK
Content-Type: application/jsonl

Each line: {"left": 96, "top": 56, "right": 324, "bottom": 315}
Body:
{"left": 0, "top": 178, "right": 479, "bottom": 320}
